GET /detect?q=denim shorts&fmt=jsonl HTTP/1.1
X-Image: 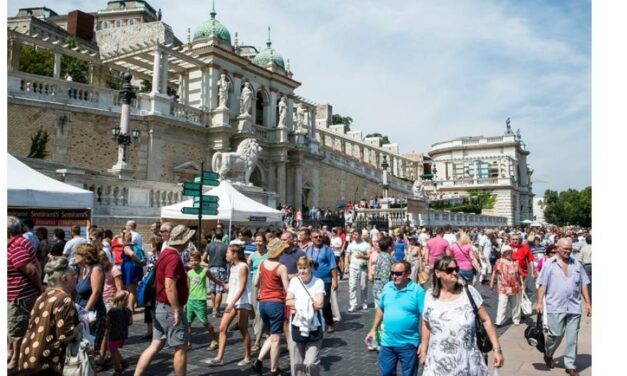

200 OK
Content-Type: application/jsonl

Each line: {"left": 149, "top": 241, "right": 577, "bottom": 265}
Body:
{"left": 259, "top": 301, "right": 285, "bottom": 334}
{"left": 459, "top": 268, "right": 474, "bottom": 283}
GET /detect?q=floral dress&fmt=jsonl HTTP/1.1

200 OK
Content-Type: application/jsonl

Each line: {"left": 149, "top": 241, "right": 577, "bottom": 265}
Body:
{"left": 373, "top": 252, "right": 392, "bottom": 304}
{"left": 422, "top": 286, "right": 488, "bottom": 376}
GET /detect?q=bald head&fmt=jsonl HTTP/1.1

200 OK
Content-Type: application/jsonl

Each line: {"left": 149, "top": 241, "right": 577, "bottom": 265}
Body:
{"left": 556, "top": 237, "right": 573, "bottom": 260}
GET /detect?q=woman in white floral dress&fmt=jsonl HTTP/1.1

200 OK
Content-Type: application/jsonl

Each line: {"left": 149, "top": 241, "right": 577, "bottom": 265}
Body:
{"left": 419, "top": 256, "right": 504, "bottom": 376}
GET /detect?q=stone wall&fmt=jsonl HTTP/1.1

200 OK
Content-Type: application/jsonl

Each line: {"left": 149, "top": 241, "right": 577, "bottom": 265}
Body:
{"left": 95, "top": 21, "right": 178, "bottom": 55}
{"left": 318, "top": 162, "right": 403, "bottom": 210}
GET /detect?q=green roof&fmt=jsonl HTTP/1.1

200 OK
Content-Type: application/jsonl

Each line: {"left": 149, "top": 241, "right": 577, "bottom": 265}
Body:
{"left": 253, "top": 27, "right": 284, "bottom": 69}
{"left": 192, "top": 6, "right": 231, "bottom": 44}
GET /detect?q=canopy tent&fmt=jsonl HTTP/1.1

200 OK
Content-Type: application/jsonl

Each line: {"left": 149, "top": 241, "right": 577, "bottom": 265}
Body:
{"left": 8, "top": 154, "right": 94, "bottom": 209}
{"left": 161, "top": 181, "right": 281, "bottom": 223}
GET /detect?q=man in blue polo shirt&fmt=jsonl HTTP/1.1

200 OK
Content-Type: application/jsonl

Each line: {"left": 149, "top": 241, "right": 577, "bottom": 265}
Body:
{"left": 366, "top": 260, "right": 425, "bottom": 376}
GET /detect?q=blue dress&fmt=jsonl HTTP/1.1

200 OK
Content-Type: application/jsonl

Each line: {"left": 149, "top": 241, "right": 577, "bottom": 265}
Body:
{"left": 121, "top": 246, "right": 144, "bottom": 285}
{"left": 76, "top": 265, "right": 107, "bottom": 345}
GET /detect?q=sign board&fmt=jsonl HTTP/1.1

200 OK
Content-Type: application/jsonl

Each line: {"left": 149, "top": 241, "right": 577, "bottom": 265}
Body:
{"left": 193, "top": 176, "right": 220, "bottom": 186}
{"left": 193, "top": 201, "right": 219, "bottom": 209}
{"left": 183, "top": 182, "right": 202, "bottom": 191}
{"left": 183, "top": 189, "right": 202, "bottom": 197}
{"left": 193, "top": 195, "right": 219, "bottom": 203}
{"left": 249, "top": 216, "right": 267, "bottom": 222}
{"left": 181, "top": 207, "right": 218, "bottom": 216}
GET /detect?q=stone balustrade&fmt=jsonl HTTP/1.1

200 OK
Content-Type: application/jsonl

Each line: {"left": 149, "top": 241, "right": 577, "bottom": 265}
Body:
{"left": 434, "top": 177, "right": 514, "bottom": 188}
{"left": 354, "top": 207, "right": 507, "bottom": 229}
{"left": 169, "top": 101, "right": 205, "bottom": 126}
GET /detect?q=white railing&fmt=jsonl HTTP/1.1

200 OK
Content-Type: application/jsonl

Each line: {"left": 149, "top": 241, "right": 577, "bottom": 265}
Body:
{"left": 355, "top": 207, "right": 507, "bottom": 228}
{"left": 169, "top": 101, "right": 204, "bottom": 126}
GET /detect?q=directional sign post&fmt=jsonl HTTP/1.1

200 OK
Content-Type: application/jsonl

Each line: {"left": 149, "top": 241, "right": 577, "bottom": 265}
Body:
{"left": 180, "top": 161, "right": 221, "bottom": 251}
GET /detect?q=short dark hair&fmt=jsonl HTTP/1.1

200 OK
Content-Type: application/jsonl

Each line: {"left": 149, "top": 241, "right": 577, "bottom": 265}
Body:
{"left": 585, "top": 235, "right": 591, "bottom": 244}
{"left": 53, "top": 228, "right": 66, "bottom": 241}
{"left": 391, "top": 260, "right": 411, "bottom": 274}
{"left": 70, "top": 225, "right": 81, "bottom": 236}
{"left": 378, "top": 235, "right": 393, "bottom": 253}
{"left": 23, "top": 218, "right": 35, "bottom": 229}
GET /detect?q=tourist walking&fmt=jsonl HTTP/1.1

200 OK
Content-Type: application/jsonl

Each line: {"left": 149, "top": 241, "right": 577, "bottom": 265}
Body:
{"left": 490, "top": 245, "right": 523, "bottom": 326}
{"left": 369, "top": 235, "right": 394, "bottom": 351}
{"left": 286, "top": 256, "right": 326, "bottom": 376}
{"left": 420, "top": 256, "right": 503, "bottom": 375}
{"left": 252, "top": 238, "right": 289, "bottom": 375}
{"left": 345, "top": 229, "right": 371, "bottom": 312}
{"left": 206, "top": 227, "right": 228, "bottom": 318}
{"left": 248, "top": 233, "right": 270, "bottom": 351}
{"left": 17, "top": 257, "right": 79, "bottom": 372}
{"left": 121, "top": 230, "right": 145, "bottom": 311}
{"left": 207, "top": 244, "right": 253, "bottom": 367}
{"left": 107, "top": 290, "right": 132, "bottom": 375}
{"left": 449, "top": 232, "right": 480, "bottom": 284}
{"left": 134, "top": 225, "right": 194, "bottom": 376}
{"left": 305, "top": 230, "right": 338, "bottom": 332}
{"left": 63, "top": 224, "right": 88, "bottom": 266}
{"left": 186, "top": 251, "right": 218, "bottom": 350}
{"left": 74, "top": 243, "right": 107, "bottom": 363}
{"left": 8, "top": 216, "right": 44, "bottom": 371}
{"left": 365, "top": 260, "right": 426, "bottom": 376}
{"left": 536, "top": 237, "right": 591, "bottom": 376}
{"left": 425, "top": 227, "right": 449, "bottom": 274}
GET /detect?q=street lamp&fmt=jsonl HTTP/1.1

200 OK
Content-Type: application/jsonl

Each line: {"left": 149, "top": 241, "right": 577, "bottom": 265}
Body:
{"left": 110, "top": 70, "right": 140, "bottom": 174}
{"left": 381, "top": 155, "right": 389, "bottom": 199}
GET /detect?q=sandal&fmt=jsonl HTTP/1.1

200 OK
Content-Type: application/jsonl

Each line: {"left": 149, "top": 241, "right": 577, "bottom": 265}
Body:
{"left": 251, "top": 343, "right": 261, "bottom": 352}
{"left": 206, "top": 358, "right": 224, "bottom": 366}
{"left": 237, "top": 359, "right": 251, "bottom": 366}
{"left": 208, "top": 340, "right": 218, "bottom": 351}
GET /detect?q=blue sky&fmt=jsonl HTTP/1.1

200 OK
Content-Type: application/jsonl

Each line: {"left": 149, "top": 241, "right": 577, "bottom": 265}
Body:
{"left": 7, "top": 0, "right": 591, "bottom": 193}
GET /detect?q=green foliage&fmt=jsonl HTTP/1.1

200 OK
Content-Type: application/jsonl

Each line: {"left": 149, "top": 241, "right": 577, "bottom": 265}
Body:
{"left": 429, "top": 190, "right": 496, "bottom": 214}
{"left": 139, "top": 79, "right": 152, "bottom": 93}
{"left": 28, "top": 127, "right": 49, "bottom": 159}
{"left": 543, "top": 187, "right": 591, "bottom": 227}
{"left": 332, "top": 114, "right": 353, "bottom": 131}
{"left": 19, "top": 45, "right": 54, "bottom": 77}
{"left": 366, "top": 132, "right": 391, "bottom": 146}
{"left": 61, "top": 37, "right": 89, "bottom": 83}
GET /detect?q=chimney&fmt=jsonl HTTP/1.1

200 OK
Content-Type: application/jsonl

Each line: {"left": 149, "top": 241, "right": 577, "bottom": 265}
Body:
{"left": 67, "top": 10, "right": 95, "bottom": 41}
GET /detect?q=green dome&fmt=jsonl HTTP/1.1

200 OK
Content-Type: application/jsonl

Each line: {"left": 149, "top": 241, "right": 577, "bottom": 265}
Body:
{"left": 253, "top": 40, "right": 285, "bottom": 69}
{"left": 192, "top": 8, "right": 231, "bottom": 44}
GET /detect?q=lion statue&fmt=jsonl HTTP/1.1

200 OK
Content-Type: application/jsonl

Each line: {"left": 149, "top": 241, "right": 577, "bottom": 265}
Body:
{"left": 211, "top": 138, "right": 261, "bottom": 185}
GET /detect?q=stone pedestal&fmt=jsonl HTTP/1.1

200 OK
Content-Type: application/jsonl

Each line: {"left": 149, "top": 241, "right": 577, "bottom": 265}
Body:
{"left": 236, "top": 113, "right": 253, "bottom": 133}
{"left": 149, "top": 93, "right": 171, "bottom": 115}
{"left": 212, "top": 106, "right": 231, "bottom": 128}
{"left": 277, "top": 128, "right": 288, "bottom": 143}
{"left": 108, "top": 163, "right": 134, "bottom": 180}
{"left": 295, "top": 131, "right": 307, "bottom": 146}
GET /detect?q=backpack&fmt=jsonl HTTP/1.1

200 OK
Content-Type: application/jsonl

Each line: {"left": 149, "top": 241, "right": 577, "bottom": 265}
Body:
{"left": 137, "top": 265, "right": 156, "bottom": 307}
{"left": 132, "top": 244, "right": 146, "bottom": 265}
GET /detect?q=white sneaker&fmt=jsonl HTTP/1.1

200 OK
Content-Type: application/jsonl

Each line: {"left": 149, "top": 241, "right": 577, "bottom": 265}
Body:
{"left": 348, "top": 306, "right": 357, "bottom": 312}
{"left": 362, "top": 304, "right": 368, "bottom": 310}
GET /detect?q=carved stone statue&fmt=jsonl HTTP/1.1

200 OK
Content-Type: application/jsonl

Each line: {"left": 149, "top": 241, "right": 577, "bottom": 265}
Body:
{"left": 412, "top": 180, "right": 427, "bottom": 200}
{"left": 516, "top": 128, "right": 522, "bottom": 141}
{"left": 217, "top": 74, "right": 230, "bottom": 108}
{"left": 295, "top": 103, "right": 308, "bottom": 133}
{"left": 506, "top": 117, "right": 512, "bottom": 134}
{"left": 211, "top": 138, "right": 261, "bottom": 185}
{"left": 240, "top": 82, "right": 253, "bottom": 115}
{"left": 277, "top": 96, "right": 287, "bottom": 128}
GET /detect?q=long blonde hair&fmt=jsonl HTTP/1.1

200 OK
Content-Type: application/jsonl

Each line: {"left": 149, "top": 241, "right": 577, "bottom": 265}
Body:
{"left": 112, "top": 290, "right": 130, "bottom": 310}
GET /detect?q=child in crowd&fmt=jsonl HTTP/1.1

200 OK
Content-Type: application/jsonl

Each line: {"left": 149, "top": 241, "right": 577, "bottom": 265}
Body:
{"left": 107, "top": 290, "right": 132, "bottom": 375}
{"left": 187, "top": 251, "right": 219, "bottom": 350}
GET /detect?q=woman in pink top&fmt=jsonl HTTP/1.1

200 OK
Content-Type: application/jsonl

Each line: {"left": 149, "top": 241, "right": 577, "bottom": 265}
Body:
{"left": 98, "top": 251, "right": 122, "bottom": 369}
{"left": 448, "top": 232, "right": 478, "bottom": 284}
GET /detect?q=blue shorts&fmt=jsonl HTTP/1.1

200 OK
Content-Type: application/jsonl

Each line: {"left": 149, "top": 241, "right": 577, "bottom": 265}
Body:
{"left": 259, "top": 301, "right": 284, "bottom": 334}
{"left": 459, "top": 268, "right": 474, "bottom": 283}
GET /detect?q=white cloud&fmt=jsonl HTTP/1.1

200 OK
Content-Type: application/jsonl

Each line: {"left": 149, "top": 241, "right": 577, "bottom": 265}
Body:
{"left": 7, "top": 0, "right": 591, "bottom": 192}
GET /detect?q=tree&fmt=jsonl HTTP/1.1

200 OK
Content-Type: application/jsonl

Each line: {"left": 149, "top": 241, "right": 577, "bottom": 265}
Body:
{"left": 332, "top": 114, "right": 353, "bottom": 131}
{"left": 429, "top": 190, "right": 496, "bottom": 214}
{"left": 28, "top": 127, "right": 49, "bottom": 159}
{"left": 19, "top": 45, "right": 54, "bottom": 77}
{"left": 61, "top": 37, "right": 89, "bottom": 83}
{"left": 543, "top": 187, "right": 591, "bottom": 227}
{"left": 366, "top": 132, "right": 391, "bottom": 146}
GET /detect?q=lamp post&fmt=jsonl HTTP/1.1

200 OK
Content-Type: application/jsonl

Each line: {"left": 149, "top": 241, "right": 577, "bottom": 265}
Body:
{"left": 381, "top": 155, "right": 389, "bottom": 199}
{"left": 110, "top": 71, "right": 140, "bottom": 177}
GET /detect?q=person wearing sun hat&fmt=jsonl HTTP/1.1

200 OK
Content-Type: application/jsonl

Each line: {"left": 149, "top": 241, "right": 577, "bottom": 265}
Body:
{"left": 135, "top": 225, "right": 195, "bottom": 376}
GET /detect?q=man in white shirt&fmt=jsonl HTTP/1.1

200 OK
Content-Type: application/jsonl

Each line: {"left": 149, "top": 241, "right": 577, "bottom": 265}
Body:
{"left": 63, "top": 225, "right": 88, "bottom": 265}
{"left": 345, "top": 229, "right": 371, "bottom": 312}
{"left": 443, "top": 224, "right": 456, "bottom": 246}
{"left": 369, "top": 225, "right": 380, "bottom": 242}
{"left": 126, "top": 219, "right": 144, "bottom": 248}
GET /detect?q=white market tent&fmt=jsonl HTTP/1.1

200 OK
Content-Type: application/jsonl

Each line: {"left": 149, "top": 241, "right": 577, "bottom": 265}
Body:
{"left": 161, "top": 181, "right": 281, "bottom": 223}
{"left": 8, "top": 154, "right": 94, "bottom": 209}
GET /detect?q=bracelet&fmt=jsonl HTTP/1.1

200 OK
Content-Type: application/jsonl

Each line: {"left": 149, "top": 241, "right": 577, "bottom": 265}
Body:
{"left": 493, "top": 348, "right": 503, "bottom": 354}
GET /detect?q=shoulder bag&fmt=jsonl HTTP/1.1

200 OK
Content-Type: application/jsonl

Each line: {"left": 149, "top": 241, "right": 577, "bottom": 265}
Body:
{"left": 463, "top": 284, "right": 493, "bottom": 353}
{"left": 291, "top": 277, "right": 323, "bottom": 343}
{"left": 524, "top": 312, "right": 546, "bottom": 353}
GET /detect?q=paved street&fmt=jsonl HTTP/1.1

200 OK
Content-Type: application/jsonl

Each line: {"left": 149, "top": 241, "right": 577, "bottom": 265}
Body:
{"left": 103, "top": 278, "right": 589, "bottom": 375}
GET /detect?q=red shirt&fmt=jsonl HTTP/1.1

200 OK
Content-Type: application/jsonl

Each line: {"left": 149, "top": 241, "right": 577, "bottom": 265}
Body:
{"left": 8, "top": 235, "right": 40, "bottom": 302}
{"left": 510, "top": 242, "right": 533, "bottom": 278}
{"left": 156, "top": 247, "right": 189, "bottom": 305}
{"left": 258, "top": 261, "right": 286, "bottom": 302}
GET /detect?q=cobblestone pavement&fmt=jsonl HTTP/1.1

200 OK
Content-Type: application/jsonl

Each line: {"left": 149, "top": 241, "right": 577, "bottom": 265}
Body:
{"left": 104, "top": 278, "right": 515, "bottom": 375}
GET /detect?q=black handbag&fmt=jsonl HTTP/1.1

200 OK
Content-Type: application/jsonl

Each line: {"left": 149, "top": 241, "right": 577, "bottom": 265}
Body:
{"left": 524, "top": 312, "right": 546, "bottom": 353}
{"left": 464, "top": 284, "right": 493, "bottom": 353}
{"left": 290, "top": 277, "right": 323, "bottom": 343}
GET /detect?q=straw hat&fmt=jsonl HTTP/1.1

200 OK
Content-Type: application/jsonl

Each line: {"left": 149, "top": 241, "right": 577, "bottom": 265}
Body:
{"left": 169, "top": 225, "right": 195, "bottom": 246}
{"left": 501, "top": 245, "right": 513, "bottom": 253}
{"left": 267, "top": 238, "right": 289, "bottom": 259}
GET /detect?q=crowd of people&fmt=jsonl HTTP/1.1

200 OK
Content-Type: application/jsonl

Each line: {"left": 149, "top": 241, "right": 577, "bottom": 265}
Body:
{"left": 7, "top": 214, "right": 592, "bottom": 376}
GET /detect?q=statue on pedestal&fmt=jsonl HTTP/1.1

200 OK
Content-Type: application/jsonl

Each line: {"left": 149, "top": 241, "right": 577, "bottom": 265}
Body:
{"left": 278, "top": 96, "right": 287, "bottom": 128}
{"left": 240, "top": 82, "right": 253, "bottom": 115}
{"left": 412, "top": 180, "right": 427, "bottom": 200}
{"left": 295, "top": 104, "right": 308, "bottom": 133}
{"left": 211, "top": 138, "right": 261, "bottom": 185}
{"left": 217, "top": 74, "right": 230, "bottom": 108}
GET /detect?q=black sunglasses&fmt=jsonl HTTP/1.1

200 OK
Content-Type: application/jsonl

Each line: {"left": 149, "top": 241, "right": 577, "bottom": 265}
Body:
{"left": 391, "top": 271, "right": 406, "bottom": 277}
{"left": 441, "top": 266, "right": 459, "bottom": 275}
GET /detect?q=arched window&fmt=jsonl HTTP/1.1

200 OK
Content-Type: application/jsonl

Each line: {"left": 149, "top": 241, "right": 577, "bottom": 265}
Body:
{"left": 101, "top": 21, "right": 109, "bottom": 29}
{"left": 129, "top": 18, "right": 135, "bottom": 26}
{"left": 115, "top": 19, "right": 121, "bottom": 28}
{"left": 255, "top": 92, "right": 265, "bottom": 126}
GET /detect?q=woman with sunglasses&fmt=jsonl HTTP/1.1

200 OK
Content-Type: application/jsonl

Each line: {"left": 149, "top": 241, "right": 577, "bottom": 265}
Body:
{"left": 420, "top": 256, "right": 503, "bottom": 375}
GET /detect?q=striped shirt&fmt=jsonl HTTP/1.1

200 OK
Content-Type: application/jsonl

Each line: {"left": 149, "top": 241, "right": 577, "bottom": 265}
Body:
{"left": 8, "top": 236, "right": 40, "bottom": 302}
